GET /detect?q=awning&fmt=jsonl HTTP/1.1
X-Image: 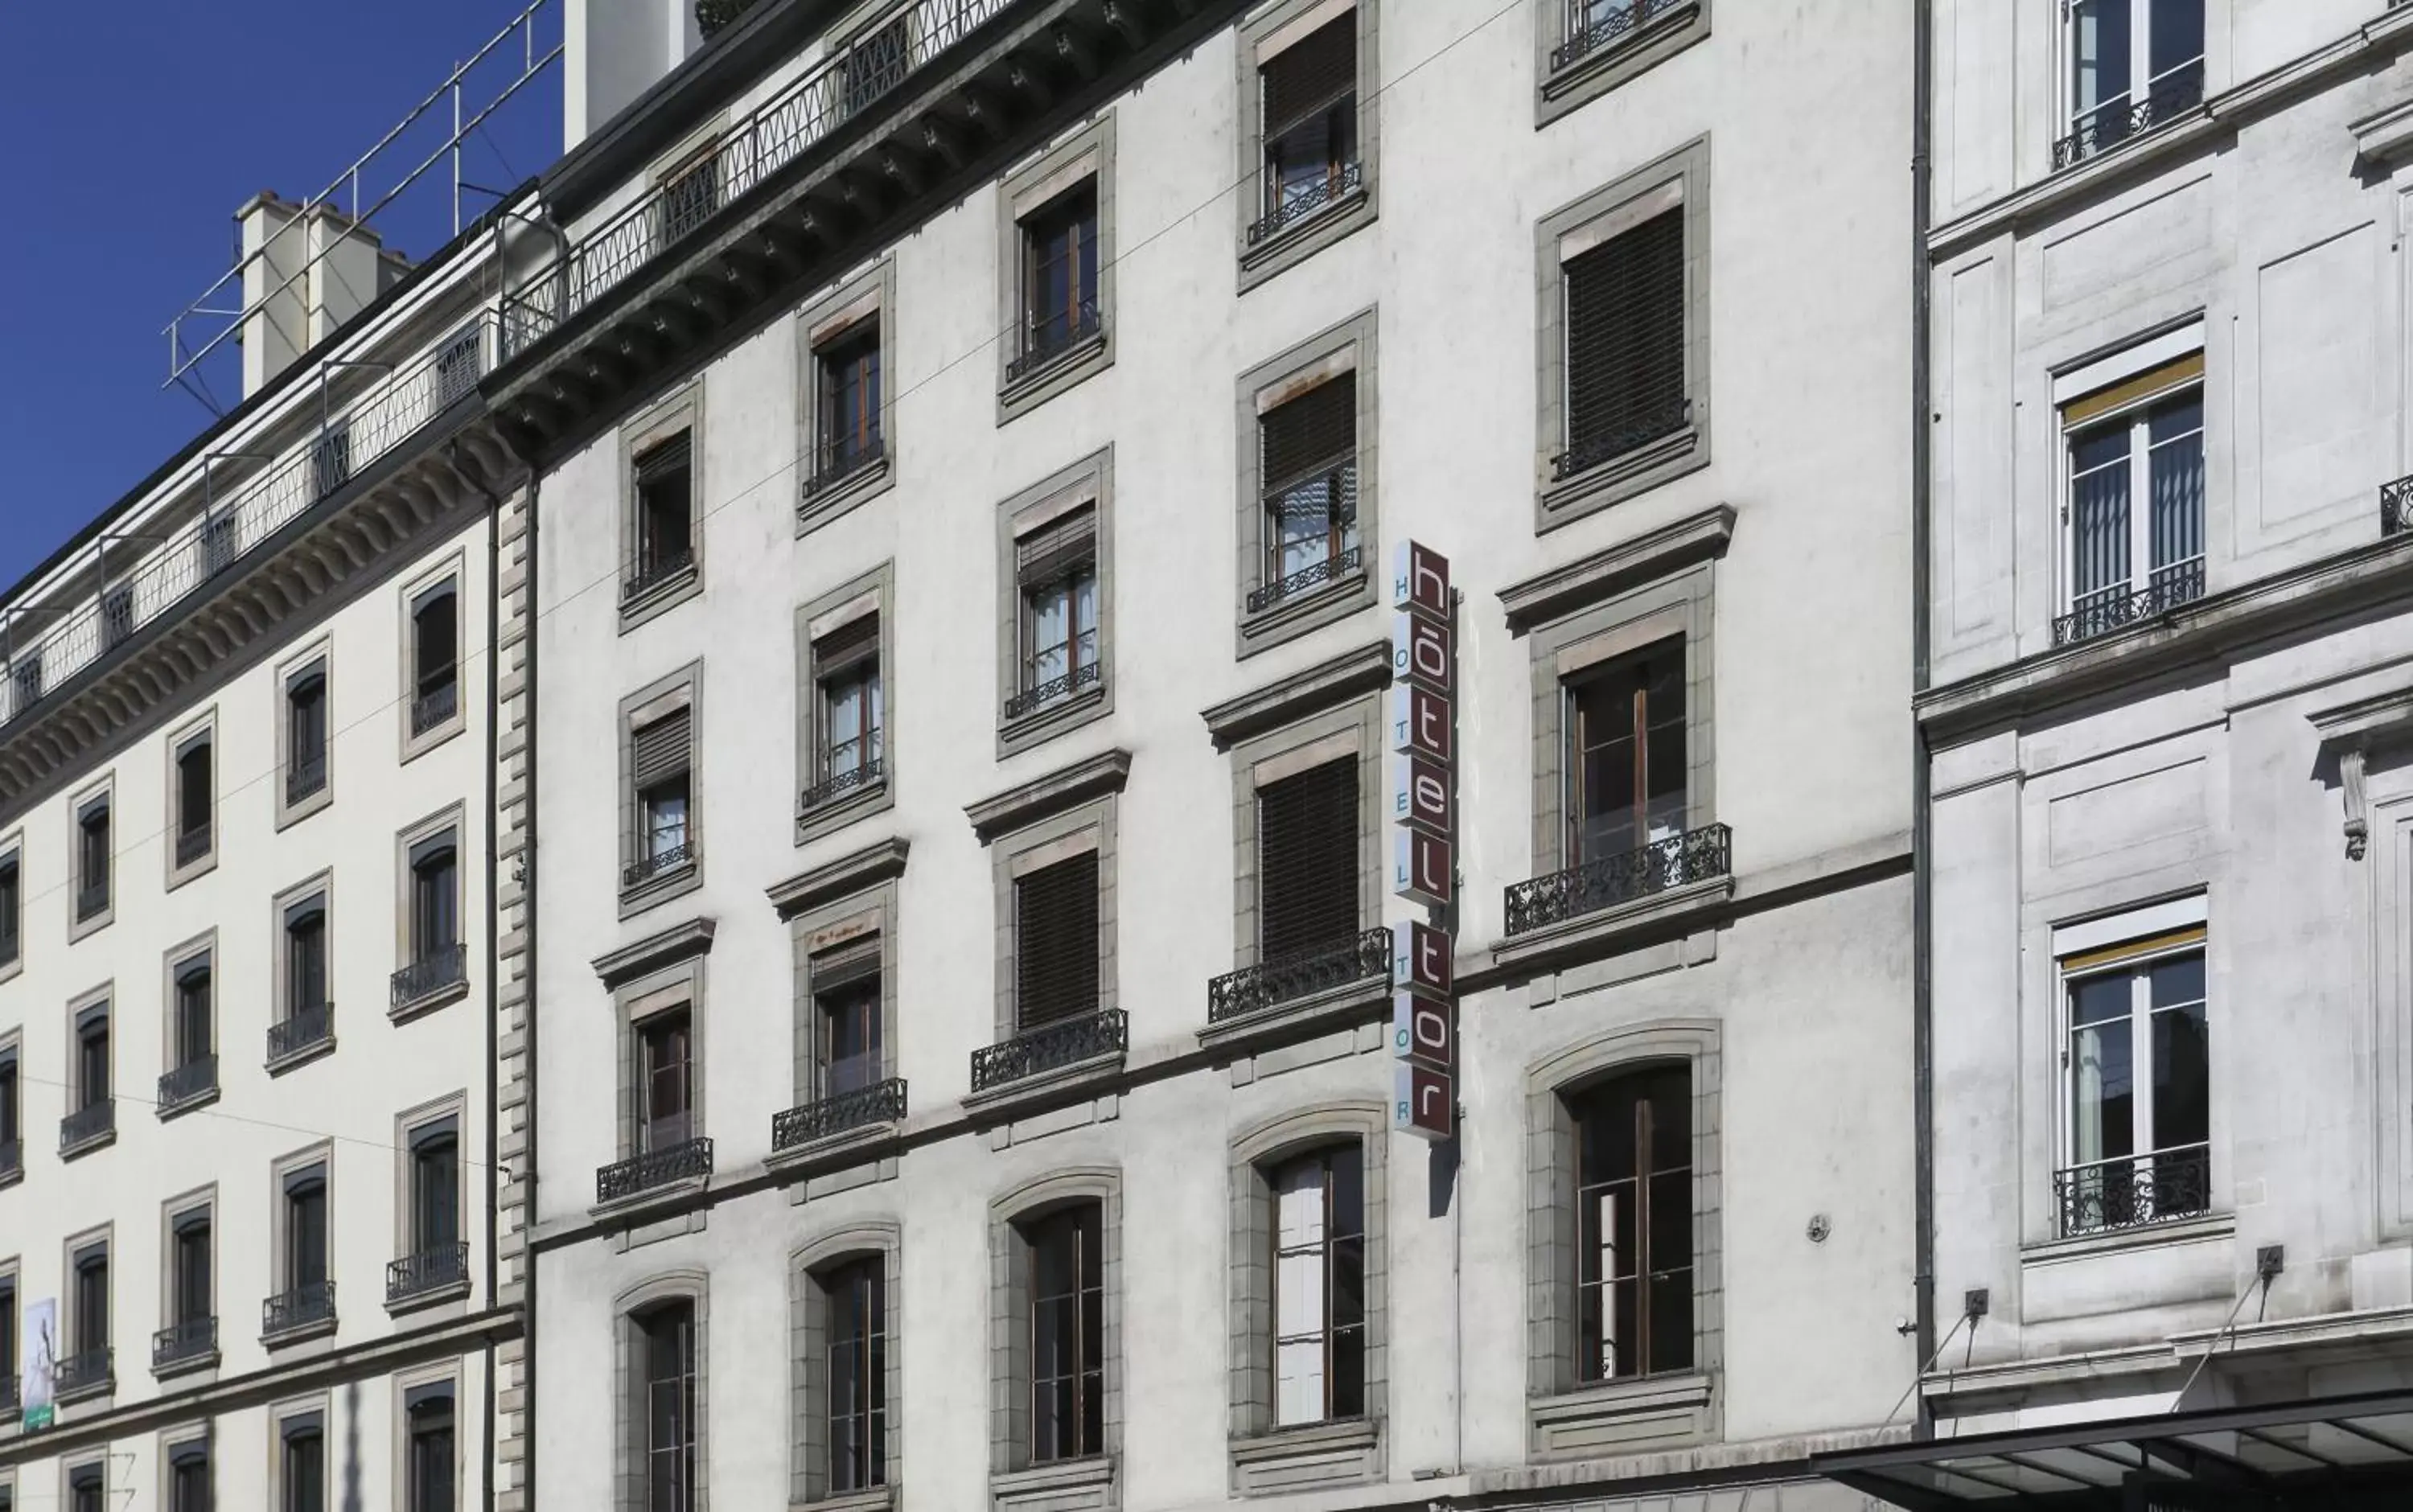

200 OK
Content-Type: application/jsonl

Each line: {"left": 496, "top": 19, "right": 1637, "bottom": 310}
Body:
{"left": 1812, "top": 1387, "right": 2413, "bottom": 1510}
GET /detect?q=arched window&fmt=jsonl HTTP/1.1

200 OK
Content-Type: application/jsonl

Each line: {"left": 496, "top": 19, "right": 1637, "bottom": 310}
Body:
{"left": 1566, "top": 1062, "right": 1693, "bottom": 1382}
{"left": 635, "top": 1299, "right": 697, "bottom": 1512}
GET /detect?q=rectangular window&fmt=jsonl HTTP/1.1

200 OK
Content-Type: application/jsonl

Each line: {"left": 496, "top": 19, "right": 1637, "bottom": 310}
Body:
{"left": 824, "top": 1258, "right": 887, "bottom": 1493}
{"left": 1256, "top": 14, "right": 1360, "bottom": 239}
{"left": 409, "top": 832, "right": 461, "bottom": 964}
{"left": 814, "top": 616, "right": 884, "bottom": 790}
{"left": 637, "top": 1009, "right": 694, "bottom": 1155}
{"left": 815, "top": 323, "right": 883, "bottom": 486}
{"left": 1560, "top": 202, "right": 1687, "bottom": 479}
{"left": 199, "top": 510, "right": 239, "bottom": 577}
{"left": 286, "top": 664, "right": 329, "bottom": 804}
{"left": 815, "top": 948, "right": 883, "bottom": 1099}
{"left": 2064, "top": 0, "right": 2205, "bottom": 163}
{"left": 1271, "top": 1144, "right": 1366, "bottom": 1426}
{"left": 1026, "top": 1202, "right": 1104, "bottom": 1464}
{"left": 407, "top": 1385, "right": 456, "bottom": 1512}
{"left": 69, "top": 1467, "right": 103, "bottom": 1512}
{"left": 76, "top": 1009, "right": 110, "bottom": 1112}
{"left": 2061, "top": 928, "right": 2210, "bottom": 1235}
{"left": 286, "top": 900, "right": 330, "bottom": 1020}
{"left": 1012, "top": 510, "right": 1100, "bottom": 713}
{"left": 1564, "top": 641, "right": 1687, "bottom": 865}
{"left": 284, "top": 1165, "right": 330, "bottom": 1293}
{"left": 1019, "top": 183, "right": 1101, "bottom": 372}
{"left": 171, "top": 1207, "right": 212, "bottom": 1328}
{"left": 2060, "top": 357, "right": 2205, "bottom": 642}
{"left": 175, "top": 734, "right": 213, "bottom": 866}
{"left": 166, "top": 956, "right": 213, "bottom": 1107}
{"left": 0, "top": 849, "right": 19, "bottom": 965}
{"left": 74, "top": 795, "right": 110, "bottom": 922}
{"left": 281, "top": 1415, "right": 326, "bottom": 1512}
{"left": 660, "top": 146, "right": 722, "bottom": 241}
{"left": 434, "top": 323, "right": 484, "bottom": 409}
{"left": 170, "top": 1447, "right": 212, "bottom": 1512}
{"left": 1572, "top": 1065, "right": 1693, "bottom": 1382}
{"left": 1015, "top": 853, "right": 1100, "bottom": 1029}
{"left": 410, "top": 1120, "right": 462, "bottom": 1255}
{"left": 0, "top": 1273, "right": 16, "bottom": 1388}
{"left": 1257, "top": 756, "right": 1359, "bottom": 960}
{"left": 0, "top": 1047, "right": 17, "bottom": 1170}
{"left": 641, "top": 1302, "right": 697, "bottom": 1512}
{"left": 1257, "top": 376, "right": 1360, "bottom": 606}
{"left": 101, "top": 581, "right": 134, "bottom": 651}
{"left": 631, "top": 434, "right": 696, "bottom": 597}
{"left": 72, "top": 1242, "right": 109, "bottom": 1360}
{"left": 409, "top": 582, "right": 460, "bottom": 738}
{"left": 631, "top": 709, "right": 694, "bottom": 881}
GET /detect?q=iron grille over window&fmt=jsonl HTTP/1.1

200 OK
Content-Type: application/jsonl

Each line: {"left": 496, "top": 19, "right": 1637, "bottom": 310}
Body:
{"left": 101, "top": 583, "right": 135, "bottom": 651}
{"left": 629, "top": 709, "right": 695, "bottom": 885}
{"left": 1015, "top": 184, "right": 1102, "bottom": 380}
{"left": 1560, "top": 206, "right": 1687, "bottom": 479}
{"left": 1253, "top": 14, "right": 1359, "bottom": 244}
{"left": 630, "top": 435, "right": 696, "bottom": 598}
{"left": 1026, "top": 1202, "right": 1105, "bottom": 1463}
{"left": 1506, "top": 824, "right": 1730, "bottom": 937}
{"left": 1572, "top": 1063, "right": 1693, "bottom": 1382}
{"left": 660, "top": 152, "right": 722, "bottom": 244}
{"left": 1258, "top": 757, "right": 1359, "bottom": 960}
{"left": 1016, "top": 852, "right": 1100, "bottom": 1028}
{"left": 1256, "top": 375, "right": 1359, "bottom": 611}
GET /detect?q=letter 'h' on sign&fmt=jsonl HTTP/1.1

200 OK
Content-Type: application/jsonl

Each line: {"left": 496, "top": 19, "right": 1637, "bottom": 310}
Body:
{"left": 1389, "top": 540, "right": 1456, "bottom": 1141}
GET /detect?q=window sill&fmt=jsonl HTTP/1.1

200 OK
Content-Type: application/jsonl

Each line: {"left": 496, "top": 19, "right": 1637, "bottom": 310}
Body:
{"left": 265, "top": 1033, "right": 339, "bottom": 1078}
{"left": 1229, "top": 1416, "right": 1379, "bottom": 1496}
{"left": 588, "top": 1172, "right": 713, "bottom": 1225}
{"left": 994, "top": 1456, "right": 1114, "bottom": 1508}
{"left": 795, "top": 778, "right": 893, "bottom": 848}
{"left": 1492, "top": 871, "right": 1733, "bottom": 974}
{"left": 261, "top": 1314, "right": 339, "bottom": 1350}
{"left": 1238, "top": 565, "right": 1374, "bottom": 660}
{"left": 997, "top": 327, "right": 1112, "bottom": 425}
{"left": 165, "top": 849, "right": 218, "bottom": 893}
{"left": 0, "top": 1163, "right": 20, "bottom": 1193}
{"left": 1237, "top": 183, "right": 1375, "bottom": 294}
{"left": 152, "top": 1348, "right": 220, "bottom": 1382}
{"left": 158, "top": 1087, "right": 222, "bottom": 1123}
{"left": 54, "top": 1377, "right": 114, "bottom": 1408}
{"left": 998, "top": 678, "right": 1111, "bottom": 758}
{"left": 389, "top": 976, "right": 471, "bottom": 1025}
{"left": 962, "top": 1047, "right": 1127, "bottom": 1122}
{"left": 385, "top": 1279, "right": 474, "bottom": 1317}
{"left": 60, "top": 1126, "right": 117, "bottom": 1161}
{"left": 1539, "top": 422, "right": 1705, "bottom": 532}
{"left": 400, "top": 714, "right": 467, "bottom": 766}
{"left": 765, "top": 1116, "right": 901, "bottom": 1177}
{"left": 1537, "top": 0, "right": 1707, "bottom": 128}
{"left": 67, "top": 903, "right": 115, "bottom": 945}
{"left": 1529, "top": 1371, "right": 1714, "bottom": 1458}
{"left": 1198, "top": 972, "right": 1389, "bottom": 1060}
{"left": 2024, "top": 1210, "right": 2233, "bottom": 1266}
{"left": 276, "top": 776, "right": 333, "bottom": 832}
{"left": 617, "top": 560, "right": 702, "bottom": 634}
{"left": 791, "top": 1487, "right": 895, "bottom": 1512}
{"left": 796, "top": 454, "right": 894, "bottom": 537}
{"left": 0, "top": 951, "right": 20, "bottom": 988}
{"left": 619, "top": 857, "right": 702, "bottom": 920}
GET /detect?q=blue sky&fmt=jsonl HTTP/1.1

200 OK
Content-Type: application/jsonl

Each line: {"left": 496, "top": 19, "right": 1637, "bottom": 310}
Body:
{"left": 0, "top": 0, "right": 562, "bottom": 590}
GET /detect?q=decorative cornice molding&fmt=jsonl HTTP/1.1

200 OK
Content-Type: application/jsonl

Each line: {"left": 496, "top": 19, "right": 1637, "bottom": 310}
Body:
{"left": 965, "top": 748, "right": 1131, "bottom": 843}
{"left": 591, "top": 914, "right": 717, "bottom": 988}
{"left": 1498, "top": 504, "right": 1733, "bottom": 634}
{"left": 1200, "top": 641, "right": 1391, "bottom": 751}
{"left": 767, "top": 836, "right": 911, "bottom": 919}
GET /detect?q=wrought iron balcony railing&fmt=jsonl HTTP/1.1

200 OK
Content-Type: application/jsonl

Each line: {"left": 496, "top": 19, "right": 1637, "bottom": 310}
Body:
{"left": 598, "top": 1136, "right": 716, "bottom": 1204}
{"left": 392, "top": 943, "right": 469, "bottom": 1008}
{"left": 153, "top": 1316, "right": 219, "bottom": 1370}
{"left": 2052, "top": 64, "right": 2207, "bottom": 171}
{"left": 1004, "top": 659, "right": 1102, "bottom": 721}
{"left": 1552, "top": 0, "right": 1691, "bottom": 74}
{"left": 1007, "top": 298, "right": 1104, "bottom": 384}
{"left": 0, "top": 317, "right": 495, "bottom": 733}
{"left": 287, "top": 750, "right": 328, "bottom": 804}
{"left": 1248, "top": 160, "right": 1364, "bottom": 246}
{"left": 623, "top": 841, "right": 696, "bottom": 890}
{"left": 1249, "top": 543, "right": 1361, "bottom": 615}
{"left": 800, "top": 760, "right": 883, "bottom": 814}
{"left": 623, "top": 547, "right": 696, "bottom": 602}
{"left": 54, "top": 1347, "right": 113, "bottom": 1397}
{"left": 268, "top": 1004, "right": 335, "bottom": 1062}
{"left": 263, "top": 1280, "right": 338, "bottom": 1338}
{"left": 803, "top": 435, "right": 886, "bottom": 500}
{"left": 2384, "top": 475, "right": 2413, "bottom": 536}
{"left": 972, "top": 1009, "right": 1128, "bottom": 1093}
{"left": 60, "top": 1098, "right": 115, "bottom": 1151}
{"left": 2051, "top": 561, "right": 2206, "bottom": 647}
{"left": 2055, "top": 1144, "right": 2211, "bottom": 1238}
{"left": 410, "top": 678, "right": 459, "bottom": 736}
{"left": 158, "top": 1055, "right": 219, "bottom": 1112}
{"left": 774, "top": 1077, "right": 907, "bottom": 1151}
{"left": 1553, "top": 399, "right": 1692, "bottom": 480}
{"left": 75, "top": 879, "right": 109, "bottom": 921}
{"left": 502, "top": 0, "right": 1014, "bottom": 356}
{"left": 1209, "top": 928, "right": 1392, "bottom": 1023}
{"left": 388, "top": 1242, "right": 471, "bottom": 1304}
{"left": 174, "top": 823, "right": 211, "bottom": 867}
{"left": 1506, "top": 823, "right": 1733, "bottom": 938}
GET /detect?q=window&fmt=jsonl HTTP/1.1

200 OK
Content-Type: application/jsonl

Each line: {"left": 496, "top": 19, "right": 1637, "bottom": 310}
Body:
{"left": 286, "top": 662, "right": 330, "bottom": 807}
{"left": 313, "top": 421, "right": 354, "bottom": 499}
{"left": 630, "top": 708, "right": 695, "bottom": 886}
{"left": 636, "top": 1009, "right": 694, "bottom": 1155}
{"left": 822, "top": 1258, "right": 887, "bottom": 1493}
{"left": 73, "top": 792, "right": 110, "bottom": 924}
{"left": 1254, "top": 14, "right": 1360, "bottom": 247}
{"left": 434, "top": 323, "right": 484, "bottom": 409}
{"left": 0, "top": 1271, "right": 16, "bottom": 1392}
{"left": 1015, "top": 853, "right": 1100, "bottom": 1029}
{"left": 7, "top": 653, "right": 40, "bottom": 714}
{"left": 812, "top": 321, "right": 883, "bottom": 490}
{"left": 68, "top": 1465, "right": 104, "bottom": 1512}
{"left": 1236, "top": 312, "right": 1379, "bottom": 651}
{"left": 1010, "top": 510, "right": 1100, "bottom": 716}
{"left": 406, "top": 1384, "right": 456, "bottom": 1512}
{"left": 630, "top": 434, "right": 696, "bottom": 599}
{"left": 409, "top": 830, "right": 461, "bottom": 966}
{"left": 1256, "top": 757, "right": 1359, "bottom": 963}
{"left": 71, "top": 1239, "right": 109, "bottom": 1370}
{"left": 200, "top": 510, "right": 239, "bottom": 577}
{"left": 409, "top": 581, "right": 460, "bottom": 740}
{"left": 169, "top": 1441, "right": 212, "bottom": 1512}
{"left": 173, "top": 732, "right": 213, "bottom": 869}
{"left": 1026, "top": 1203, "right": 1105, "bottom": 1464}
{"left": 280, "top": 1413, "right": 326, "bottom": 1512}
{"left": 2057, "top": 353, "right": 2205, "bottom": 644}
{"left": 101, "top": 581, "right": 134, "bottom": 651}
{"left": 639, "top": 1300, "right": 697, "bottom": 1512}
{"left": 2062, "top": 0, "right": 2205, "bottom": 167}
{"left": 660, "top": 146, "right": 722, "bottom": 242}
{"left": 0, "top": 1043, "right": 17, "bottom": 1178}
{"left": 1570, "top": 1065, "right": 1693, "bottom": 1382}
{"left": 283, "top": 1165, "right": 331, "bottom": 1299}
{"left": 812, "top": 616, "right": 883, "bottom": 796}
{"left": 277, "top": 894, "right": 333, "bottom": 1062}
{"left": 1539, "top": 0, "right": 1708, "bottom": 123}
{"left": 164, "top": 955, "right": 215, "bottom": 1109}
{"left": 997, "top": 117, "right": 1116, "bottom": 417}
{"left": 1256, "top": 376, "right": 1360, "bottom": 614}
{"left": 1560, "top": 201, "right": 1686, "bottom": 483}
{"left": 2060, "top": 927, "right": 2210, "bottom": 1236}
{"left": 1017, "top": 183, "right": 1100, "bottom": 378}
{"left": 409, "top": 1118, "right": 462, "bottom": 1258}
{"left": 1564, "top": 642, "right": 1687, "bottom": 865}
{"left": 171, "top": 1206, "right": 212, "bottom": 1331}
{"left": 1270, "top": 1145, "right": 1366, "bottom": 1425}
{"left": 66, "top": 1003, "right": 112, "bottom": 1151}
{"left": 814, "top": 947, "right": 882, "bottom": 1100}
{"left": 0, "top": 848, "right": 19, "bottom": 967}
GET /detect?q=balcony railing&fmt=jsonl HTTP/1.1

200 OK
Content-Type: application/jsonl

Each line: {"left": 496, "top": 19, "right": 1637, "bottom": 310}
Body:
{"left": 2055, "top": 1144, "right": 2211, "bottom": 1238}
{"left": 392, "top": 943, "right": 469, "bottom": 1008}
{"left": 1505, "top": 823, "right": 1733, "bottom": 938}
{"left": 1248, "top": 160, "right": 1364, "bottom": 246}
{"left": 152, "top": 1317, "right": 219, "bottom": 1370}
{"left": 1209, "top": 928, "right": 1392, "bottom": 1023}
{"left": 800, "top": 759, "right": 883, "bottom": 814}
{"left": 387, "top": 1241, "right": 471, "bottom": 1304}
{"left": 60, "top": 1098, "right": 115, "bottom": 1151}
{"left": 803, "top": 435, "right": 886, "bottom": 500}
{"left": 1552, "top": 0, "right": 1691, "bottom": 75}
{"left": 410, "top": 677, "right": 459, "bottom": 736}
{"left": 268, "top": 1004, "right": 335, "bottom": 1062}
{"left": 623, "top": 841, "right": 696, "bottom": 890}
{"left": 174, "top": 823, "right": 211, "bottom": 867}
{"left": 598, "top": 1136, "right": 716, "bottom": 1203}
{"left": 287, "top": 750, "right": 328, "bottom": 804}
{"left": 623, "top": 547, "right": 696, "bottom": 602}
{"left": 774, "top": 1077, "right": 908, "bottom": 1151}
{"left": 1006, "top": 298, "right": 1103, "bottom": 384}
{"left": 263, "top": 1280, "right": 338, "bottom": 1338}
{"left": 1553, "top": 398, "right": 1692, "bottom": 480}
{"left": 0, "top": 1137, "right": 20, "bottom": 1182}
{"left": 1004, "top": 659, "right": 1102, "bottom": 721}
{"left": 158, "top": 1055, "right": 219, "bottom": 1112}
{"left": 74, "top": 879, "right": 109, "bottom": 921}
{"left": 2383, "top": 475, "right": 2413, "bottom": 536}
{"left": 1249, "top": 543, "right": 1361, "bottom": 615}
{"left": 2051, "top": 561, "right": 2206, "bottom": 647}
{"left": 54, "top": 1347, "right": 113, "bottom": 1397}
{"left": 972, "top": 1009, "right": 1128, "bottom": 1094}
{"left": 2052, "top": 64, "right": 2207, "bottom": 171}
{"left": 502, "top": 0, "right": 1015, "bottom": 357}
{"left": 1, "top": 317, "right": 495, "bottom": 732}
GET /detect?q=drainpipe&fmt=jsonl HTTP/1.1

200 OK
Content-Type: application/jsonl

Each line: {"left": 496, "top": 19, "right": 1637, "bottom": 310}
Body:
{"left": 1909, "top": 0, "right": 1938, "bottom": 1442}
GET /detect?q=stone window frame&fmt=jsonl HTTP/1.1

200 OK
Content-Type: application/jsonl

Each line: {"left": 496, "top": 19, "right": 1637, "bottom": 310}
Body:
{"left": 787, "top": 876, "right": 902, "bottom": 1113}
{"left": 156, "top": 1181, "right": 217, "bottom": 1371}
{"left": 790, "top": 1220, "right": 905, "bottom": 1507}
{"left": 616, "top": 1268, "right": 712, "bottom": 1512}
{"left": 159, "top": 929, "right": 219, "bottom": 1120}
{"left": 1533, "top": 0, "right": 1710, "bottom": 129}
{"left": 795, "top": 564, "right": 896, "bottom": 847}
{"left": 61, "top": 1453, "right": 106, "bottom": 1511}
{"left": 988, "top": 1166, "right": 1124, "bottom": 1495}
{"left": 1225, "top": 1101, "right": 1388, "bottom": 1494}
{"left": 615, "top": 951, "right": 710, "bottom": 1165}
{"left": 1534, "top": 137, "right": 1712, "bottom": 532}
{"left": 269, "top": 1391, "right": 333, "bottom": 1512}
{"left": 67, "top": 773, "right": 114, "bottom": 943}
{"left": 393, "top": 802, "right": 471, "bottom": 1021}
{"left": 61, "top": 1219, "right": 113, "bottom": 1386}
{"left": 796, "top": 259, "right": 899, "bottom": 536}
{"left": 1233, "top": 0, "right": 1383, "bottom": 292}
{"left": 1523, "top": 1019, "right": 1724, "bottom": 1457}
{"left": 393, "top": 1090, "right": 472, "bottom": 1309}
{"left": 1226, "top": 695, "right": 1383, "bottom": 978}
{"left": 62, "top": 984, "right": 115, "bottom": 1160}
{"left": 996, "top": 113, "right": 1118, "bottom": 425}
{"left": 989, "top": 794, "right": 1120, "bottom": 1045}
{"left": 269, "top": 870, "right": 338, "bottom": 1074}
{"left": 269, "top": 1139, "right": 337, "bottom": 1318}
{"left": 399, "top": 552, "right": 468, "bottom": 763}
{"left": 1235, "top": 307, "right": 1381, "bottom": 659}
{"left": 275, "top": 637, "right": 335, "bottom": 830}
{"left": 0, "top": 825, "right": 23, "bottom": 985}
{"left": 619, "top": 380, "right": 708, "bottom": 632}
{"left": 996, "top": 448, "right": 1116, "bottom": 758}
{"left": 163, "top": 706, "right": 219, "bottom": 891}
{"left": 619, "top": 659, "right": 705, "bottom": 918}
{"left": 158, "top": 1424, "right": 212, "bottom": 1510}
{"left": 395, "top": 1362, "right": 465, "bottom": 1512}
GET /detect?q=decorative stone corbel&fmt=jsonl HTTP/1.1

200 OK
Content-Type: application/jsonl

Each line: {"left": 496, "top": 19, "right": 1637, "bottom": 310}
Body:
{"left": 2343, "top": 745, "right": 2369, "bottom": 861}
{"left": 2308, "top": 687, "right": 2413, "bottom": 861}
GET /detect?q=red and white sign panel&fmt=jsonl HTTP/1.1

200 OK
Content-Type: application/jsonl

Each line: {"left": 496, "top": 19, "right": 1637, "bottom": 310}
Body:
{"left": 1391, "top": 919, "right": 1452, "bottom": 998}
{"left": 1390, "top": 613, "right": 1452, "bottom": 696}
{"left": 1388, "top": 754, "right": 1452, "bottom": 837}
{"left": 1387, "top": 684, "right": 1452, "bottom": 765}
{"left": 1391, "top": 990, "right": 1453, "bottom": 1070}
{"left": 1389, "top": 540, "right": 1455, "bottom": 1142}
{"left": 1392, "top": 540, "right": 1450, "bottom": 619}
{"left": 1391, "top": 829, "right": 1452, "bottom": 910}
{"left": 1394, "top": 1062, "right": 1453, "bottom": 1139}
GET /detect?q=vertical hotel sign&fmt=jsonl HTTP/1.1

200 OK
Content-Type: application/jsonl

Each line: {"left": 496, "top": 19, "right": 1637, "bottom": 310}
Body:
{"left": 1388, "top": 541, "right": 1455, "bottom": 1140}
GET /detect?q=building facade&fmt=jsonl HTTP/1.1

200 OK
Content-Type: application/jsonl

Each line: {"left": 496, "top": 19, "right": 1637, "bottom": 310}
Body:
{"left": 504, "top": 2, "right": 1918, "bottom": 1511}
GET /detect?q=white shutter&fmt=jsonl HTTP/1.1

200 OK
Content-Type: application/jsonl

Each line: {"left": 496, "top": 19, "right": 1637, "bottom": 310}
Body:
{"left": 1273, "top": 1161, "right": 1327, "bottom": 1426}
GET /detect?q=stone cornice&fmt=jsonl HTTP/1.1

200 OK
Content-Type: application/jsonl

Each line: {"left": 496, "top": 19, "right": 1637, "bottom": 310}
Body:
{"left": 590, "top": 914, "right": 717, "bottom": 988}
{"left": 767, "top": 836, "right": 911, "bottom": 918}
{"left": 1498, "top": 504, "right": 1733, "bottom": 634}
{"left": 965, "top": 748, "right": 1131, "bottom": 843}
{"left": 1199, "top": 641, "right": 1390, "bottom": 751}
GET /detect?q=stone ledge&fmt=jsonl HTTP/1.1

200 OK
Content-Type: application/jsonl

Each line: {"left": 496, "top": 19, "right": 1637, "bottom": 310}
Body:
{"left": 966, "top": 748, "right": 1131, "bottom": 843}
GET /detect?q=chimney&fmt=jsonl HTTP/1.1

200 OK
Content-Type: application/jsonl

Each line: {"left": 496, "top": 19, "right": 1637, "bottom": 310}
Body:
{"left": 235, "top": 191, "right": 413, "bottom": 400}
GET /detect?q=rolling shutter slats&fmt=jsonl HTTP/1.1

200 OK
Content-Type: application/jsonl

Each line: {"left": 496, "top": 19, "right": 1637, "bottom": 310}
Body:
{"left": 1016, "top": 852, "right": 1100, "bottom": 1028}
{"left": 1566, "top": 207, "right": 1686, "bottom": 458}
{"left": 1263, "top": 15, "right": 1357, "bottom": 139}
{"left": 1258, "top": 757, "right": 1358, "bottom": 959}
{"left": 1261, "top": 374, "right": 1356, "bottom": 495}
{"left": 631, "top": 709, "right": 692, "bottom": 788}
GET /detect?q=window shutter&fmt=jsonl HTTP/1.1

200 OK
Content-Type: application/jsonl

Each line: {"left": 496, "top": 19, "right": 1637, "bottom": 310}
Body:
{"left": 1260, "top": 374, "right": 1357, "bottom": 495}
{"left": 631, "top": 709, "right": 692, "bottom": 788}
{"left": 1015, "top": 851, "right": 1100, "bottom": 1028}
{"left": 1016, "top": 505, "right": 1097, "bottom": 586}
{"left": 1262, "top": 14, "right": 1357, "bottom": 139}
{"left": 637, "top": 433, "right": 692, "bottom": 483}
{"left": 1257, "top": 757, "right": 1359, "bottom": 959}
{"left": 812, "top": 938, "right": 882, "bottom": 992}
{"left": 1564, "top": 206, "right": 1687, "bottom": 460}
{"left": 816, "top": 612, "right": 880, "bottom": 674}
